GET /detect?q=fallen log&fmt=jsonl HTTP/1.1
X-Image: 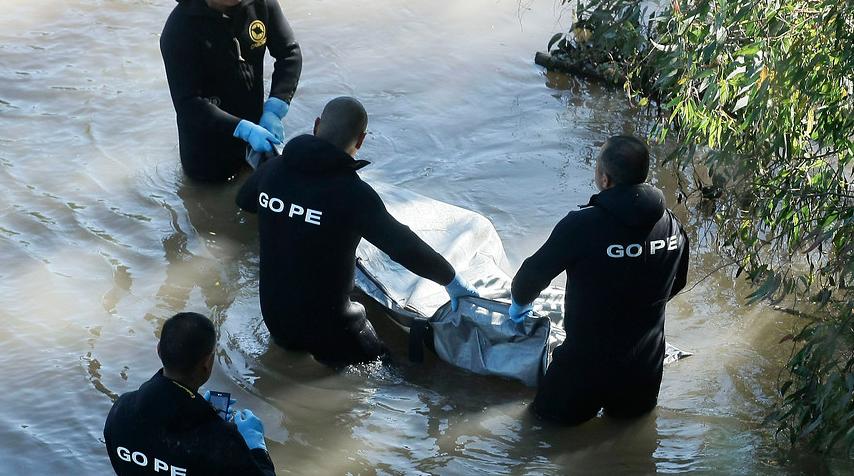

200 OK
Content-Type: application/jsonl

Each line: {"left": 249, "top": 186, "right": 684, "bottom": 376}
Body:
{"left": 534, "top": 50, "right": 625, "bottom": 86}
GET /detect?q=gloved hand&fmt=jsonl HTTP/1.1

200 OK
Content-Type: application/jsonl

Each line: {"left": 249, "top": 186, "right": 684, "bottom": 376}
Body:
{"left": 235, "top": 409, "right": 267, "bottom": 451}
{"left": 444, "top": 272, "right": 479, "bottom": 311}
{"left": 234, "top": 119, "right": 281, "bottom": 153}
{"left": 258, "top": 96, "right": 290, "bottom": 142}
{"left": 508, "top": 297, "right": 533, "bottom": 323}
{"left": 259, "top": 97, "right": 289, "bottom": 142}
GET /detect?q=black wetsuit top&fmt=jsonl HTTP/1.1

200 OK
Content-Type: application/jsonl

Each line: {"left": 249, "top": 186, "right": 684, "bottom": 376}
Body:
{"left": 512, "top": 184, "right": 689, "bottom": 423}
{"left": 104, "top": 370, "right": 274, "bottom": 476}
{"left": 236, "top": 135, "right": 455, "bottom": 357}
{"left": 160, "top": 0, "right": 301, "bottom": 182}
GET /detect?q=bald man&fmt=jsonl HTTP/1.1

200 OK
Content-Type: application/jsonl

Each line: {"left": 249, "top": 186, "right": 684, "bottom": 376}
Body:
{"left": 236, "top": 97, "right": 477, "bottom": 366}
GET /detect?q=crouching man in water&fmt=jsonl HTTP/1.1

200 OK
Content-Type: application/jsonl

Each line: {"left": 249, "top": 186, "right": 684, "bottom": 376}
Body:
{"left": 104, "top": 312, "right": 275, "bottom": 475}
{"left": 509, "top": 136, "right": 690, "bottom": 425}
{"left": 236, "top": 96, "right": 478, "bottom": 367}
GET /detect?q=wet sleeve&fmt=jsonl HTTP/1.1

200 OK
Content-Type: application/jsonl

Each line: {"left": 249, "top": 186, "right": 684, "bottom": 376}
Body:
{"left": 511, "top": 216, "right": 574, "bottom": 304}
{"left": 249, "top": 448, "right": 276, "bottom": 476}
{"left": 669, "top": 223, "right": 690, "bottom": 299}
{"left": 355, "top": 184, "right": 455, "bottom": 285}
{"left": 265, "top": 0, "right": 302, "bottom": 103}
{"left": 160, "top": 12, "right": 242, "bottom": 136}
{"left": 207, "top": 423, "right": 276, "bottom": 476}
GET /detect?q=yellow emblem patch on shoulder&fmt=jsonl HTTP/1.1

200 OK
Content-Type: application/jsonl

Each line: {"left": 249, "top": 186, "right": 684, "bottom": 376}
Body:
{"left": 249, "top": 20, "right": 267, "bottom": 49}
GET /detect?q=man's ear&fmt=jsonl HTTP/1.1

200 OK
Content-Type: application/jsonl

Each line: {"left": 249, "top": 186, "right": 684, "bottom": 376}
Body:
{"left": 313, "top": 117, "right": 321, "bottom": 136}
{"left": 354, "top": 132, "right": 366, "bottom": 151}
{"left": 601, "top": 172, "right": 613, "bottom": 190}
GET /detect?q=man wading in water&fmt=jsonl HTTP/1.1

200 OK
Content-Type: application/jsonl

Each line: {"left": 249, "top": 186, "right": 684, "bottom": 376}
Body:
{"left": 160, "top": 0, "right": 302, "bottom": 182}
{"left": 510, "top": 136, "right": 689, "bottom": 425}
{"left": 236, "top": 96, "right": 479, "bottom": 367}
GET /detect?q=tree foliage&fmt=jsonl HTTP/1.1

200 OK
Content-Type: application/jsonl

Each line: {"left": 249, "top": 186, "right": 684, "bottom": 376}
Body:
{"left": 547, "top": 0, "right": 854, "bottom": 453}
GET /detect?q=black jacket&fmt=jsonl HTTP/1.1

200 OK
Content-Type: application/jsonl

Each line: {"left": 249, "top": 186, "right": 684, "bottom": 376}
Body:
{"left": 512, "top": 184, "right": 689, "bottom": 361}
{"left": 236, "top": 134, "right": 455, "bottom": 340}
{"left": 104, "top": 370, "right": 274, "bottom": 476}
{"left": 160, "top": 0, "right": 301, "bottom": 181}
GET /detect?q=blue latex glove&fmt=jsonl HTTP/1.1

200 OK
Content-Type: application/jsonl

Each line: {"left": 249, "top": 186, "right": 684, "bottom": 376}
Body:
{"left": 508, "top": 297, "right": 533, "bottom": 323}
{"left": 444, "top": 272, "right": 479, "bottom": 311}
{"left": 234, "top": 119, "right": 281, "bottom": 152}
{"left": 259, "top": 97, "right": 289, "bottom": 142}
{"left": 235, "top": 409, "right": 267, "bottom": 451}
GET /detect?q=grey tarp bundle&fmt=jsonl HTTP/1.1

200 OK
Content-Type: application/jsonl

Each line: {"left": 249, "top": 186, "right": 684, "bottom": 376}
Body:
{"left": 407, "top": 297, "right": 563, "bottom": 387}
{"left": 246, "top": 144, "right": 283, "bottom": 170}
{"left": 354, "top": 178, "right": 691, "bottom": 386}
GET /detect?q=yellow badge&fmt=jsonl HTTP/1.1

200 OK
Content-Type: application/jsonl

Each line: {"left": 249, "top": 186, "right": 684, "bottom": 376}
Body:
{"left": 249, "top": 20, "right": 267, "bottom": 49}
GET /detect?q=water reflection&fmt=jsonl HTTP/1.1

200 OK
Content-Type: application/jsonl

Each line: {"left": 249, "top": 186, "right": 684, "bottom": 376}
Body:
{"left": 3, "top": 0, "right": 854, "bottom": 473}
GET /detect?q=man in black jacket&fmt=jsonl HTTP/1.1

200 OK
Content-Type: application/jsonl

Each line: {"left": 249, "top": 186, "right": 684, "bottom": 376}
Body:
{"left": 161, "top": 0, "right": 302, "bottom": 182}
{"left": 236, "top": 96, "right": 478, "bottom": 366}
{"left": 104, "top": 312, "right": 275, "bottom": 476}
{"left": 510, "top": 136, "right": 689, "bottom": 425}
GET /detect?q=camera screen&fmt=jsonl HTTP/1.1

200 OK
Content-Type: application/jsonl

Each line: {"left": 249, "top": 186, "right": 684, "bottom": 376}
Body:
{"left": 209, "top": 391, "right": 231, "bottom": 421}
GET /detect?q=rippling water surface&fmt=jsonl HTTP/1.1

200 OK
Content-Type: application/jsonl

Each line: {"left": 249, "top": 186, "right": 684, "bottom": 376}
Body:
{"left": 1, "top": 0, "right": 849, "bottom": 474}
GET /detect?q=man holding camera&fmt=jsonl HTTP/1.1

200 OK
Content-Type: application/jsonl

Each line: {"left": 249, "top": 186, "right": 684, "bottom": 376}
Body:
{"left": 104, "top": 312, "right": 275, "bottom": 475}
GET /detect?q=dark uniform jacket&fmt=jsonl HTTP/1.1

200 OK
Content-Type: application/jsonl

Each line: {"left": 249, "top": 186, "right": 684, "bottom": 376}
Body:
{"left": 236, "top": 134, "right": 455, "bottom": 343}
{"left": 104, "top": 370, "right": 274, "bottom": 476}
{"left": 160, "top": 0, "right": 301, "bottom": 182}
{"left": 512, "top": 183, "right": 689, "bottom": 370}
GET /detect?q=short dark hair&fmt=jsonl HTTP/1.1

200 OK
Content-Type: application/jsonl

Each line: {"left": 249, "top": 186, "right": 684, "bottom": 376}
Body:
{"left": 315, "top": 96, "right": 368, "bottom": 150}
{"left": 158, "top": 312, "right": 216, "bottom": 374}
{"left": 597, "top": 136, "right": 650, "bottom": 185}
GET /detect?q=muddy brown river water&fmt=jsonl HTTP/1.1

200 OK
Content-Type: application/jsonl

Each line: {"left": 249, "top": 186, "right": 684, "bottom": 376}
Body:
{"left": 0, "top": 0, "right": 848, "bottom": 474}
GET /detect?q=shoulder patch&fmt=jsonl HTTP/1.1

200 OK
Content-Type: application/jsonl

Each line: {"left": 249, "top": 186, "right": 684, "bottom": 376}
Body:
{"left": 249, "top": 20, "right": 266, "bottom": 49}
